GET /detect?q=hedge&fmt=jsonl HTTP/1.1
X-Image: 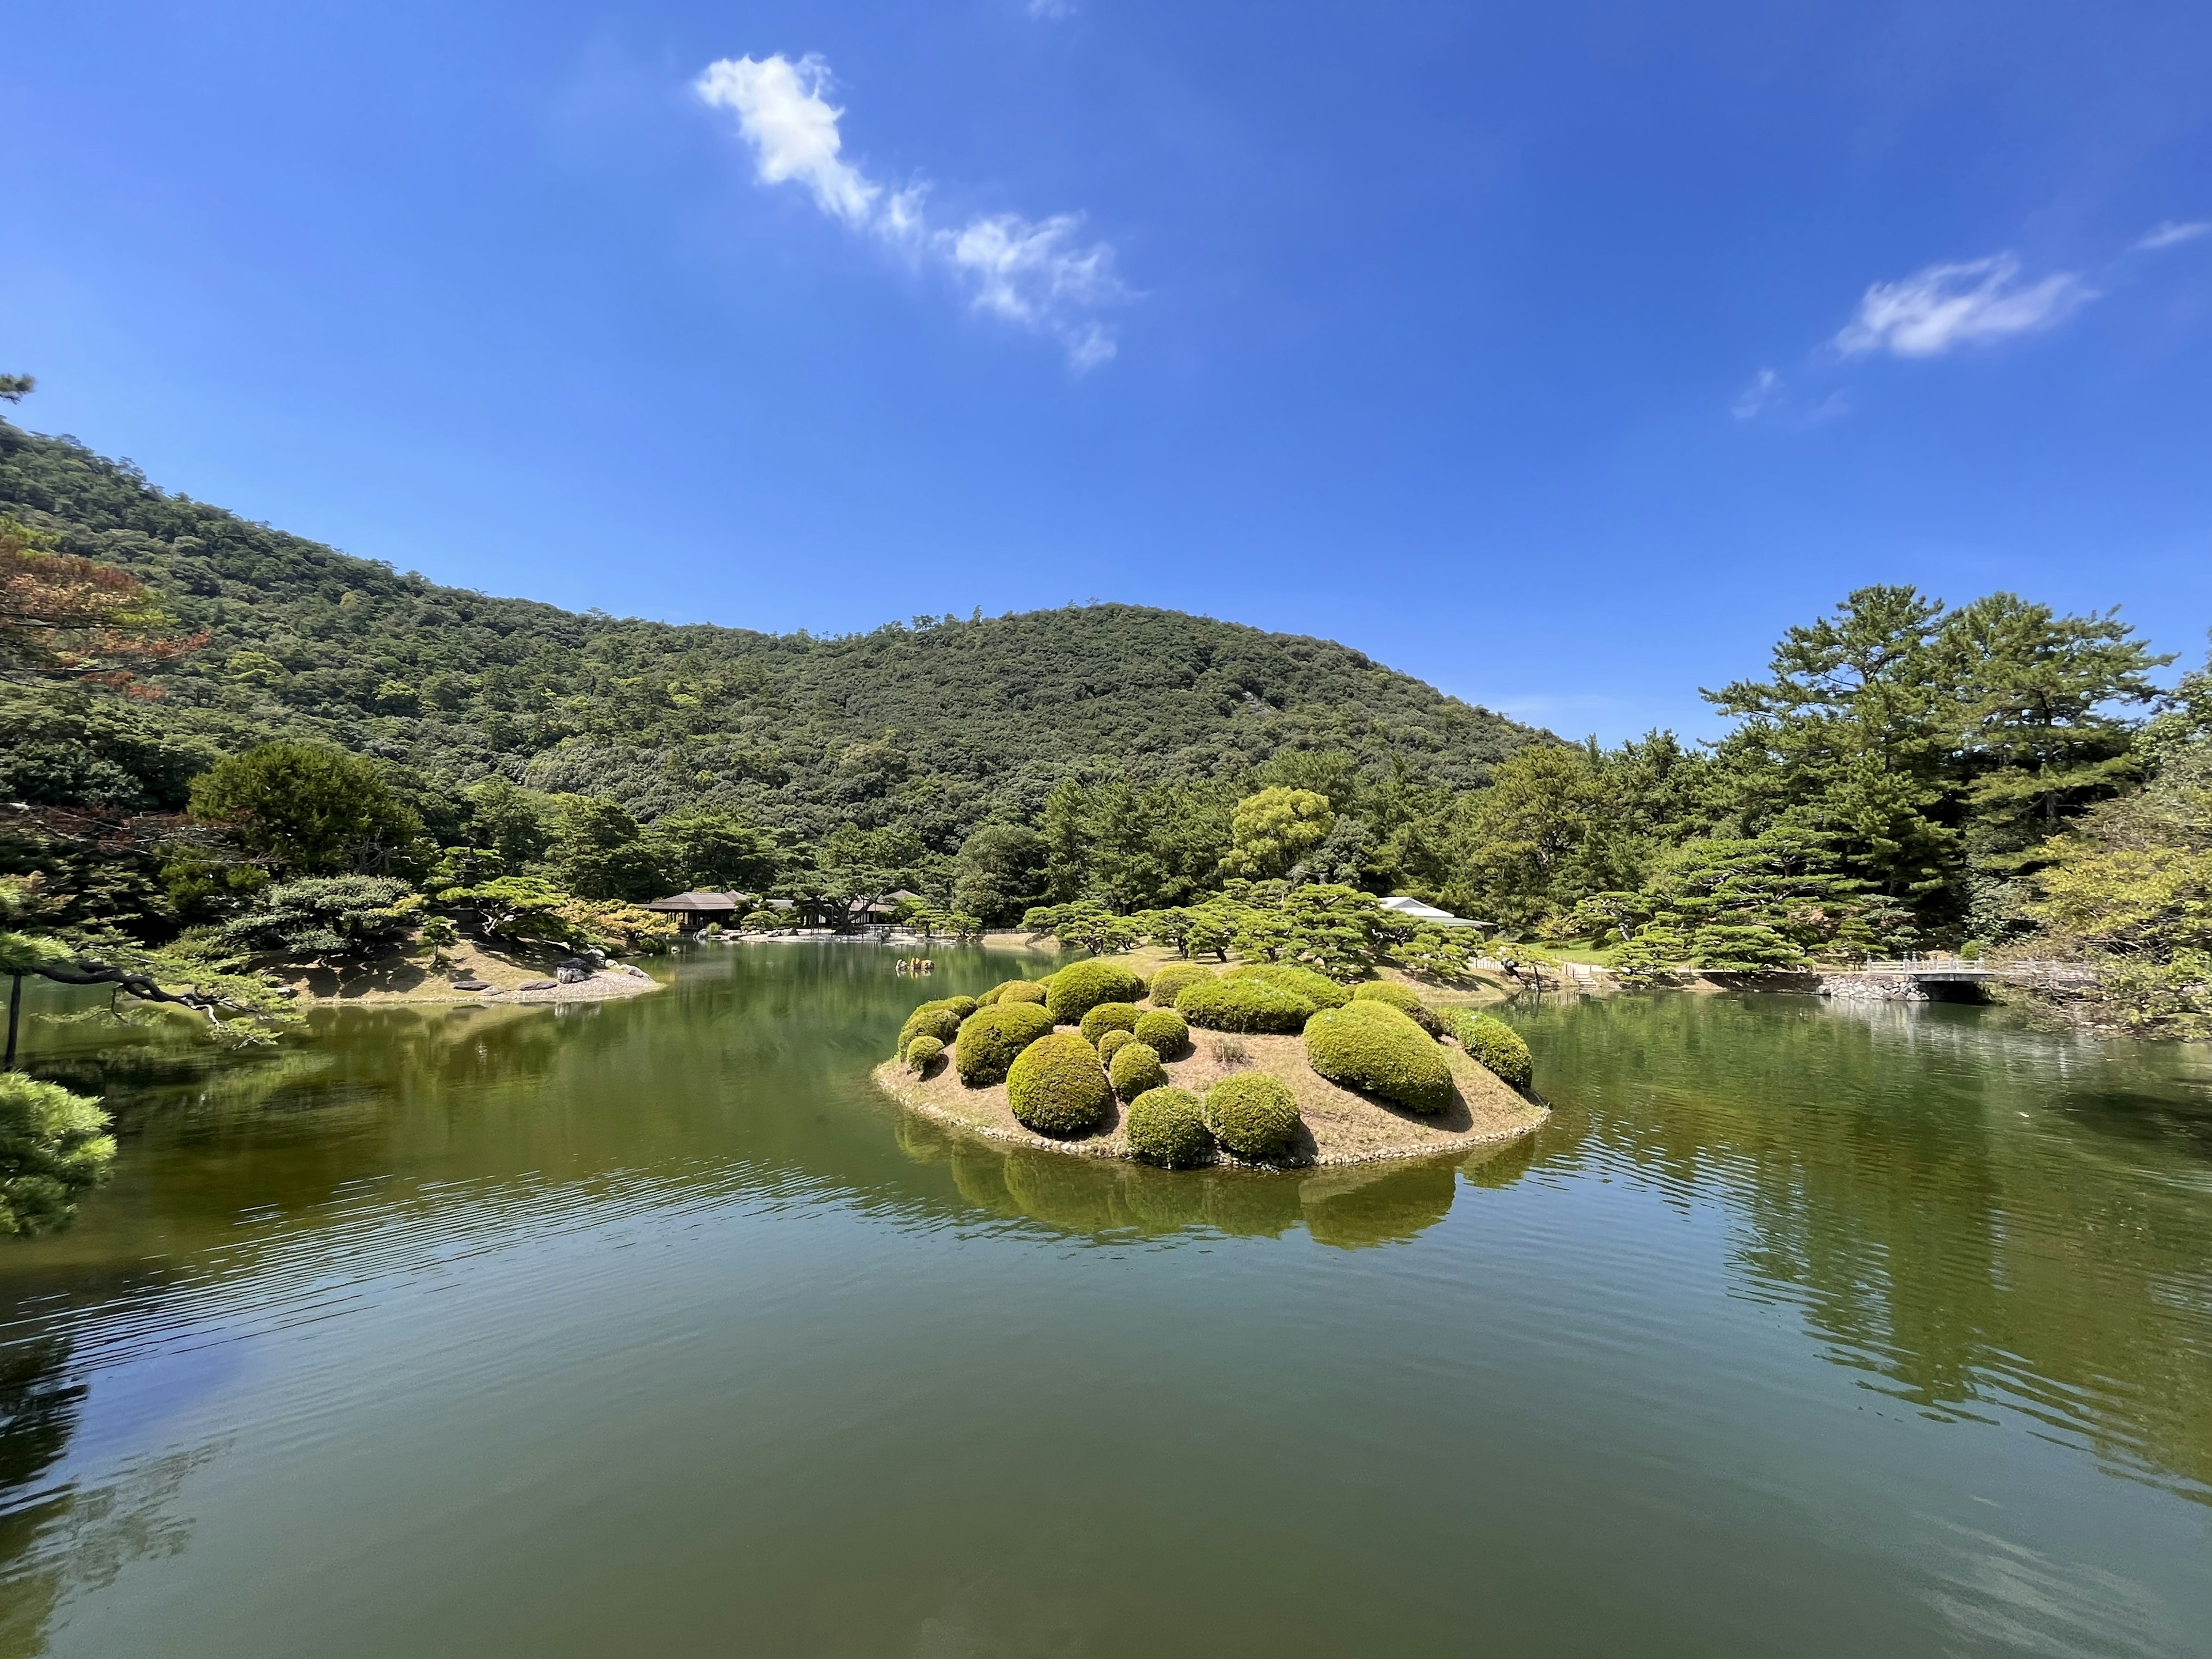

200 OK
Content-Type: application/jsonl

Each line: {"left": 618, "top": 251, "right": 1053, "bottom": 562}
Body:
{"left": 1108, "top": 1040, "right": 1168, "bottom": 1102}
{"left": 975, "top": 983, "right": 1004, "bottom": 1007}
{"left": 1096, "top": 1029, "right": 1135, "bottom": 1064}
{"left": 1146, "top": 962, "right": 1215, "bottom": 1007}
{"left": 942, "top": 996, "right": 979, "bottom": 1021}
{"left": 1126, "top": 1086, "right": 1214, "bottom": 1168}
{"left": 1226, "top": 963, "right": 1353, "bottom": 1009}
{"left": 1304, "top": 1002, "right": 1456, "bottom": 1113}
{"left": 1451, "top": 1010, "right": 1534, "bottom": 1090}
{"left": 897, "top": 1002, "right": 963, "bottom": 1057}
{"left": 1350, "top": 981, "right": 1443, "bottom": 1036}
{"left": 1175, "top": 976, "right": 1316, "bottom": 1034}
{"left": 1132, "top": 1008, "right": 1189, "bottom": 1056}
{"left": 1080, "top": 1001, "right": 1143, "bottom": 1043}
{"left": 995, "top": 980, "right": 1049, "bottom": 1006}
{"left": 1205, "top": 1074, "right": 1304, "bottom": 1162}
{"left": 1007, "top": 1033, "right": 1114, "bottom": 1136}
{"left": 955, "top": 1001, "right": 1056, "bottom": 1085}
{"left": 903, "top": 1034, "right": 944, "bottom": 1073}
{"left": 1044, "top": 960, "right": 1146, "bottom": 1024}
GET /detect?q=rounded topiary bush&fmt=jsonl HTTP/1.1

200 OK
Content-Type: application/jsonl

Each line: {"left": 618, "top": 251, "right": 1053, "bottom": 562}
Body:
{"left": 897, "top": 1002, "right": 963, "bottom": 1056}
{"left": 1205, "top": 1074, "right": 1304, "bottom": 1163}
{"left": 1146, "top": 962, "right": 1215, "bottom": 1007}
{"left": 1007, "top": 1032, "right": 1114, "bottom": 1137}
{"left": 955, "top": 1001, "right": 1056, "bottom": 1085}
{"left": 1079, "top": 1001, "right": 1143, "bottom": 1043}
{"left": 997, "top": 980, "right": 1049, "bottom": 1006}
{"left": 942, "top": 995, "right": 979, "bottom": 1021}
{"left": 1045, "top": 960, "right": 1146, "bottom": 1024}
{"left": 903, "top": 1033, "right": 945, "bottom": 1073}
{"left": 1126, "top": 1086, "right": 1214, "bottom": 1169}
{"left": 1108, "top": 1040, "right": 1168, "bottom": 1102}
{"left": 1304, "top": 1002, "right": 1456, "bottom": 1113}
{"left": 975, "top": 983, "right": 1005, "bottom": 1007}
{"left": 1176, "top": 976, "right": 1316, "bottom": 1034}
{"left": 1451, "top": 1010, "right": 1534, "bottom": 1090}
{"left": 1096, "top": 1028, "right": 1135, "bottom": 1063}
{"left": 1350, "top": 980, "right": 1444, "bottom": 1036}
{"left": 1226, "top": 963, "right": 1353, "bottom": 1009}
{"left": 1132, "top": 1008, "right": 1189, "bottom": 1056}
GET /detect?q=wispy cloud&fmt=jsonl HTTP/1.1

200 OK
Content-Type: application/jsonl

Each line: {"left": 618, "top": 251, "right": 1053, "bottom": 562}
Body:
{"left": 1732, "top": 367, "right": 1781, "bottom": 421}
{"left": 695, "top": 53, "right": 1126, "bottom": 368}
{"left": 1834, "top": 253, "right": 2094, "bottom": 358}
{"left": 2135, "top": 219, "right": 2211, "bottom": 252}
{"left": 1027, "top": 0, "right": 1080, "bottom": 17}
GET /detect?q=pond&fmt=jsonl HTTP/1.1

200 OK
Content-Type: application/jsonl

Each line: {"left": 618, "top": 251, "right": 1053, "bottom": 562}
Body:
{"left": 1, "top": 944, "right": 2209, "bottom": 1656}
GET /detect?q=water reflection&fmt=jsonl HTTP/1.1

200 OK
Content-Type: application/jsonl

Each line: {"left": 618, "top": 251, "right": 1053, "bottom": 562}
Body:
{"left": 0, "top": 950, "right": 2206, "bottom": 1657}
{"left": 1511, "top": 991, "right": 2212, "bottom": 1504}
{"left": 895, "top": 1113, "right": 1505, "bottom": 1247}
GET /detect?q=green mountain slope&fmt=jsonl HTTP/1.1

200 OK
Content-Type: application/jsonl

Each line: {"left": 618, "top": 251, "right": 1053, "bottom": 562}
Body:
{"left": 1, "top": 421, "right": 1544, "bottom": 849}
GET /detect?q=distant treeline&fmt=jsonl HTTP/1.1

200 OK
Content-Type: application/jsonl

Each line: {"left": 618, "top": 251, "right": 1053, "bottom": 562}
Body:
{"left": 5, "top": 411, "right": 2209, "bottom": 1035}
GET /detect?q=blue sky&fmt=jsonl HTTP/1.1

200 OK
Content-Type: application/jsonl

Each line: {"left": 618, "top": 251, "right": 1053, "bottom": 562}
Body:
{"left": 7, "top": 1, "right": 2209, "bottom": 741}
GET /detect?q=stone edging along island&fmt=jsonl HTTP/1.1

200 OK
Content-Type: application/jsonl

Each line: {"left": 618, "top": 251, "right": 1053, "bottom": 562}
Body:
{"left": 872, "top": 961, "right": 1549, "bottom": 1170}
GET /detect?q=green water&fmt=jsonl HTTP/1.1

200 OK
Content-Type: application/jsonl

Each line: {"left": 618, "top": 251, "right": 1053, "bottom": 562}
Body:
{"left": 2, "top": 945, "right": 2209, "bottom": 1656}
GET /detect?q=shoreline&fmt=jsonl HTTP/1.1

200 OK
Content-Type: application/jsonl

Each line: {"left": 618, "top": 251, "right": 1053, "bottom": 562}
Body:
{"left": 263, "top": 935, "right": 668, "bottom": 1008}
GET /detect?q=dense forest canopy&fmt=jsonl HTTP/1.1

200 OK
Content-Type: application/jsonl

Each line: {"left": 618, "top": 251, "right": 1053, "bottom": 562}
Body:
{"left": 3, "top": 406, "right": 2209, "bottom": 1041}
{"left": 0, "top": 417, "right": 1538, "bottom": 849}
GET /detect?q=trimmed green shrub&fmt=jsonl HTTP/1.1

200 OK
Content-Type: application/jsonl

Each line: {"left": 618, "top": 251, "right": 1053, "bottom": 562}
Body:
{"left": 1176, "top": 976, "right": 1316, "bottom": 1034}
{"left": 955, "top": 1001, "right": 1056, "bottom": 1085}
{"left": 896, "top": 1002, "right": 963, "bottom": 1056}
{"left": 1126, "top": 1086, "right": 1214, "bottom": 1169}
{"left": 1007, "top": 1033, "right": 1113, "bottom": 1137}
{"left": 1079, "top": 1001, "right": 1142, "bottom": 1043}
{"left": 1350, "top": 980, "right": 1444, "bottom": 1036}
{"left": 1044, "top": 960, "right": 1146, "bottom": 1024}
{"left": 1132, "top": 1008, "right": 1189, "bottom": 1056}
{"left": 1205, "top": 1074, "right": 1304, "bottom": 1163}
{"left": 943, "top": 996, "right": 979, "bottom": 1020}
{"left": 1096, "top": 1028, "right": 1135, "bottom": 1063}
{"left": 0, "top": 1072, "right": 116, "bottom": 1236}
{"left": 1226, "top": 963, "right": 1353, "bottom": 1009}
{"left": 903, "top": 1034, "right": 945, "bottom": 1073}
{"left": 1108, "top": 1040, "right": 1168, "bottom": 1102}
{"left": 975, "top": 983, "right": 1004, "bottom": 1007}
{"left": 1304, "top": 1002, "right": 1456, "bottom": 1113}
{"left": 1451, "top": 1010, "right": 1534, "bottom": 1090}
{"left": 1145, "top": 962, "right": 1215, "bottom": 1007}
{"left": 997, "top": 980, "right": 1049, "bottom": 1006}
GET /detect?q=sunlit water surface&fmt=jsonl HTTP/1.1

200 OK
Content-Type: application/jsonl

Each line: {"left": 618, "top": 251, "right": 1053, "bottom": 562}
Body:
{"left": 1, "top": 945, "right": 2209, "bottom": 1657}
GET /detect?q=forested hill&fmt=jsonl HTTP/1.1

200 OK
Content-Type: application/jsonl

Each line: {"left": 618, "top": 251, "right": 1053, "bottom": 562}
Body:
{"left": 0, "top": 421, "right": 1543, "bottom": 847}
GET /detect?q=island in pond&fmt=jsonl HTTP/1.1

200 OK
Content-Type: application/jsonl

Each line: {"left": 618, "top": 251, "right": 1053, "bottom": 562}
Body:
{"left": 874, "top": 955, "right": 1547, "bottom": 1169}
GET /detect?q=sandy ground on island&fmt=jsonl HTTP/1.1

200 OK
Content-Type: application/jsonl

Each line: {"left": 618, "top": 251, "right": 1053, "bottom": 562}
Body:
{"left": 264, "top": 935, "right": 665, "bottom": 1007}
{"left": 876, "top": 1027, "right": 1547, "bottom": 1169}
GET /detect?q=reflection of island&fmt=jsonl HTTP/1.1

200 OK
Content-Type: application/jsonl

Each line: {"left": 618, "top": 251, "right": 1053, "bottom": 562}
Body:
{"left": 895, "top": 1113, "right": 1537, "bottom": 1247}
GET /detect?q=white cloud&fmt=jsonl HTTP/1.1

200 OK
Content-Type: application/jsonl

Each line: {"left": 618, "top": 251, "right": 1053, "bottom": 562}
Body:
{"left": 1028, "top": 0, "right": 1080, "bottom": 16}
{"left": 1732, "top": 367, "right": 1781, "bottom": 420}
{"left": 695, "top": 52, "right": 1125, "bottom": 368}
{"left": 694, "top": 55, "right": 877, "bottom": 225}
{"left": 1834, "top": 253, "right": 2095, "bottom": 358}
{"left": 2135, "top": 219, "right": 2211, "bottom": 252}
